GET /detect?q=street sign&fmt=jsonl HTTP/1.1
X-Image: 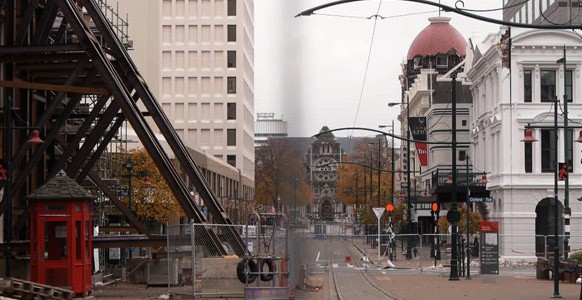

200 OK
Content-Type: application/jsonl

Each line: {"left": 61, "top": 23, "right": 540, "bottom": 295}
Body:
{"left": 480, "top": 221, "right": 499, "bottom": 275}
{"left": 372, "top": 207, "right": 385, "bottom": 219}
{"left": 469, "top": 197, "right": 493, "bottom": 203}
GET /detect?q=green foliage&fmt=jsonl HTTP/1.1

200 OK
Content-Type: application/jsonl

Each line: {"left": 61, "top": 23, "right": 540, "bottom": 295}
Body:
{"left": 570, "top": 251, "right": 582, "bottom": 262}
{"left": 437, "top": 204, "right": 481, "bottom": 234}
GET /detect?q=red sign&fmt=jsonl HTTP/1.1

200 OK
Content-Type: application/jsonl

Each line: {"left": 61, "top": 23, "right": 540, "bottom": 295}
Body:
{"left": 408, "top": 117, "right": 428, "bottom": 167}
{"left": 480, "top": 221, "right": 499, "bottom": 233}
{"left": 416, "top": 143, "right": 428, "bottom": 166}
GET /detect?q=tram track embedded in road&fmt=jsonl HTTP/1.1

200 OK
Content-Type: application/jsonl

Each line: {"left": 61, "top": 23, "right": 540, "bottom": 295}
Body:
{"left": 338, "top": 238, "right": 404, "bottom": 300}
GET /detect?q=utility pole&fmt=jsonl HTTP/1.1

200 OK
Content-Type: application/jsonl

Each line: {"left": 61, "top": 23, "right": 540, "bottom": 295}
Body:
{"left": 406, "top": 94, "right": 413, "bottom": 260}
{"left": 391, "top": 120, "right": 395, "bottom": 207}
{"left": 559, "top": 46, "right": 570, "bottom": 260}
{"left": 466, "top": 155, "right": 471, "bottom": 280}
{"left": 377, "top": 139, "right": 381, "bottom": 207}
{"left": 449, "top": 73, "right": 460, "bottom": 281}
{"left": 353, "top": 172, "right": 359, "bottom": 222}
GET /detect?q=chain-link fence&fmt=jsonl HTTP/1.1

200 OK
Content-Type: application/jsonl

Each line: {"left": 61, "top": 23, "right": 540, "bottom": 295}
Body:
{"left": 163, "top": 214, "right": 290, "bottom": 298}
{"left": 155, "top": 218, "right": 582, "bottom": 297}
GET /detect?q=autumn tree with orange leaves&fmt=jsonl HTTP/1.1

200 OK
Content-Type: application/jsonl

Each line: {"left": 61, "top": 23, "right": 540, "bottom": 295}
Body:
{"left": 255, "top": 139, "right": 313, "bottom": 210}
{"left": 334, "top": 138, "right": 395, "bottom": 224}
{"left": 113, "top": 148, "right": 184, "bottom": 224}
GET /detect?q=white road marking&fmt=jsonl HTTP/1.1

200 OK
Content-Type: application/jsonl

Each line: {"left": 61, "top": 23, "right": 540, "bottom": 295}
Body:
{"left": 316, "top": 251, "right": 320, "bottom": 262}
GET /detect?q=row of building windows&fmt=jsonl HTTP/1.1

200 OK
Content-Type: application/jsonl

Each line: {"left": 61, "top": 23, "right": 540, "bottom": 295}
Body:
{"left": 161, "top": 76, "right": 236, "bottom": 96}
{"left": 162, "top": 50, "right": 237, "bottom": 70}
{"left": 161, "top": 24, "right": 236, "bottom": 45}
{"left": 162, "top": 0, "right": 237, "bottom": 18}
{"left": 507, "top": 0, "right": 555, "bottom": 24}
{"left": 523, "top": 69, "right": 573, "bottom": 102}
{"left": 174, "top": 127, "right": 236, "bottom": 147}
{"left": 524, "top": 129, "right": 573, "bottom": 173}
{"left": 165, "top": 102, "right": 236, "bottom": 126}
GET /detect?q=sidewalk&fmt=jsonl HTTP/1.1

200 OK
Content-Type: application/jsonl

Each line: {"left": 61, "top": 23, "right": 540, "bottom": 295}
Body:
{"left": 381, "top": 273, "right": 582, "bottom": 300}
{"left": 353, "top": 239, "right": 582, "bottom": 300}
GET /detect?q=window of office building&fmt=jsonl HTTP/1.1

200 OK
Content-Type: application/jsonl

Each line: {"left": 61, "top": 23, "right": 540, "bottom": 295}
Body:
{"left": 566, "top": 129, "right": 573, "bottom": 171}
{"left": 524, "top": 70, "right": 532, "bottom": 103}
{"left": 540, "top": 70, "right": 556, "bottom": 102}
{"left": 541, "top": 129, "right": 573, "bottom": 173}
{"left": 541, "top": 129, "right": 556, "bottom": 172}
{"left": 524, "top": 138, "right": 532, "bottom": 173}
{"left": 227, "top": 129, "right": 236, "bottom": 146}
{"left": 566, "top": 70, "right": 573, "bottom": 102}
{"left": 227, "top": 0, "right": 236, "bottom": 16}
{"left": 227, "top": 25, "right": 236, "bottom": 42}
{"left": 227, "top": 155, "right": 236, "bottom": 167}
{"left": 227, "top": 77, "right": 236, "bottom": 94}
{"left": 227, "top": 102, "right": 236, "bottom": 120}
{"left": 459, "top": 150, "right": 466, "bottom": 162}
{"left": 227, "top": 51, "right": 236, "bottom": 68}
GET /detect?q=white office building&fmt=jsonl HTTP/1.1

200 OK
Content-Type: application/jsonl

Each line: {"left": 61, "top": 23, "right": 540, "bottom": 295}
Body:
{"left": 110, "top": 0, "right": 255, "bottom": 192}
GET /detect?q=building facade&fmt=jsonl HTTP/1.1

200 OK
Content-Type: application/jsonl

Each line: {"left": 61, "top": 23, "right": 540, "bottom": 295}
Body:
{"left": 467, "top": 26, "right": 582, "bottom": 259}
{"left": 398, "top": 17, "right": 488, "bottom": 236}
{"left": 306, "top": 127, "right": 343, "bottom": 220}
{"left": 254, "top": 113, "right": 288, "bottom": 148}
{"left": 112, "top": 0, "right": 255, "bottom": 194}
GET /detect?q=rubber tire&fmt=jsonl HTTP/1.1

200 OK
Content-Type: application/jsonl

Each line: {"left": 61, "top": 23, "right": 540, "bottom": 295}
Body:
{"left": 237, "top": 258, "right": 258, "bottom": 284}
{"left": 259, "top": 258, "right": 275, "bottom": 282}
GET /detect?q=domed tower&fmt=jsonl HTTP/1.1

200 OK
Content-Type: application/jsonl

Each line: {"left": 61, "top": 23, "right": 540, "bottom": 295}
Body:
{"left": 395, "top": 16, "right": 485, "bottom": 242}
{"left": 403, "top": 17, "right": 467, "bottom": 89}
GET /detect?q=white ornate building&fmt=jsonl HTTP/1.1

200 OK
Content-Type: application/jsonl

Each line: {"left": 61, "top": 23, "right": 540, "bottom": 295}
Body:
{"left": 467, "top": 27, "right": 582, "bottom": 260}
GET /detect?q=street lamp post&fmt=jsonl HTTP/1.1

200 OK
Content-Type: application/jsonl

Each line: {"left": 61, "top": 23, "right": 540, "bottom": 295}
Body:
{"left": 377, "top": 140, "right": 381, "bottom": 207}
{"left": 388, "top": 96, "right": 413, "bottom": 260}
{"left": 124, "top": 159, "right": 134, "bottom": 270}
{"left": 294, "top": 177, "right": 298, "bottom": 225}
{"left": 405, "top": 94, "right": 413, "bottom": 260}
{"left": 465, "top": 155, "right": 472, "bottom": 280}
{"left": 557, "top": 47, "right": 570, "bottom": 260}
{"left": 391, "top": 121, "right": 395, "bottom": 208}
{"left": 379, "top": 121, "right": 396, "bottom": 212}
{"left": 449, "top": 73, "right": 460, "bottom": 281}
{"left": 353, "top": 172, "right": 359, "bottom": 222}
{"left": 1, "top": 96, "right": 43, "bottom": 277}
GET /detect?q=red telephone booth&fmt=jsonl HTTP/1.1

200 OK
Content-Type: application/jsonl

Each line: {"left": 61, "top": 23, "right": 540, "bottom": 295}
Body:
{"left": 28, "top": 171, "right": 95, "bottom": 297}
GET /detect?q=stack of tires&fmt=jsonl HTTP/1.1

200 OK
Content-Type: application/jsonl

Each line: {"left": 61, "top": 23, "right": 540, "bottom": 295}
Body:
{"left": 237, "top": 258, "right": 275, "bottom": 284}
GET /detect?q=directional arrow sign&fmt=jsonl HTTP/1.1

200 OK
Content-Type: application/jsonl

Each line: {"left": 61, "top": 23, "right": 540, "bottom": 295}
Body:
{"left": 372, "top": 207, "right": 385, "bottom": 219}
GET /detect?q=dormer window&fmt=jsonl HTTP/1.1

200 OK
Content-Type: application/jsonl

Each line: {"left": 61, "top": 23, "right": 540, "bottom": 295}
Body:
{"left": 413, "top": 57, "right": 422, "bottom": 69}
{"left": 436, "top": 55, "right": 448, "bottom": 68}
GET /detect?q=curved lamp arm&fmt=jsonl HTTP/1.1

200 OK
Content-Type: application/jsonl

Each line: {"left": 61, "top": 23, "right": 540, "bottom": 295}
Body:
{"left": 296, "top": 0, "right": 582, "bottom": 30}
{"left": 313, "top": 126, "right": 470, "bottom": 145}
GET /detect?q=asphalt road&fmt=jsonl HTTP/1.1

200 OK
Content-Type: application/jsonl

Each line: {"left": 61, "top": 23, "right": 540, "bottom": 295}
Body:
{"left": 294, "top": 235, "right": 400, "bottom": 300}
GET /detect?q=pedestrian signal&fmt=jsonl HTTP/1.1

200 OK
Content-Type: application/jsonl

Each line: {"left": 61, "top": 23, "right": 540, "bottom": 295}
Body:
{"left": 431, "top": 202, "right": 439, "bottom": 213}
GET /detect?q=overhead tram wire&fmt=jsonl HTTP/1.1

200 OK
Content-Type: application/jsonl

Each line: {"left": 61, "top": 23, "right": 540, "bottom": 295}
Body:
{"left": 347, "top": 1, "right": 382, "bottom": 143}
{"left": 312, "top": 9, "right": 437, "bottom": 20}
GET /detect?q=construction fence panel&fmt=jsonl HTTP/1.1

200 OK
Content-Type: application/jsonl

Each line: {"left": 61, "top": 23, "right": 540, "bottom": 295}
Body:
{"left": 165, "top": 221, "right": 290, "bottom": 298}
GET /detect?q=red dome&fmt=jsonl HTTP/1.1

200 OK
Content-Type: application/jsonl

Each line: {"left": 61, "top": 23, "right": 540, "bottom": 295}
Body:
{"left": 407, "top": 17, "right": 467, "bottom": 60}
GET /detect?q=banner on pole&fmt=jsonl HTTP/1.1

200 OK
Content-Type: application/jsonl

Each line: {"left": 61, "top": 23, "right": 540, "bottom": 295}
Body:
{"left": 408, "top": 117, "right": 428, "bottom": 166}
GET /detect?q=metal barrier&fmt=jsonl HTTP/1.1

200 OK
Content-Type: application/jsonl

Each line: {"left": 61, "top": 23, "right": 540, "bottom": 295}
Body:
{"left": 164, "top": 215, "right": 290, "bottom": 298}
{"left": 162, "top": 219, "right": 582, "bottom": 297}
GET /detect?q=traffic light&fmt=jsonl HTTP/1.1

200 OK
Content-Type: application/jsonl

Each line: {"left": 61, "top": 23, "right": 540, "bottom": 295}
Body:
{"left": 431, "top": 201, "right": 439, "bottom": 217}
{"left": 386, "top": 203, "right": 394, "bottom": 215}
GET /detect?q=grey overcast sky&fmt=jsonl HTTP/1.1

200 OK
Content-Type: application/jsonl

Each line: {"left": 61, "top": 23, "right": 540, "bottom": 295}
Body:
{"left": 255, "top": 0, "right": 502, "bottom": 139}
